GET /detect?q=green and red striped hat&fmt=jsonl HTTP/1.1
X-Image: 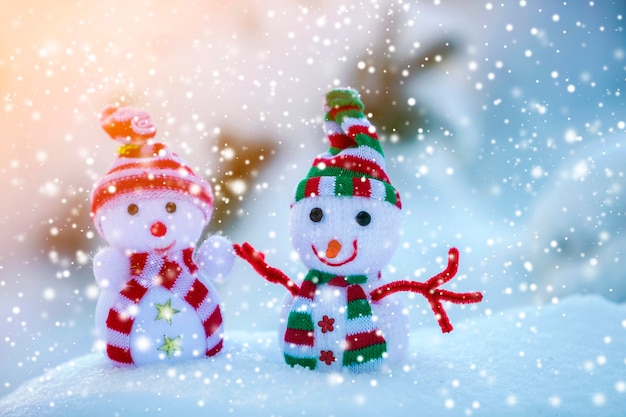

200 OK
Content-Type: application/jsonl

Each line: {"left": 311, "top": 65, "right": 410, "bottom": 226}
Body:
{"left": 91, "top": 106, "right": 214, "bottom": 232}
{"left": 293, "top": 88, "right": 401, "bottom": 209}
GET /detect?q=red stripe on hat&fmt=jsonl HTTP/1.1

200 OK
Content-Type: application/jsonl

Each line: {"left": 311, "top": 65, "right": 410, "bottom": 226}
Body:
{"left": 328, "top": 133, "right": 357, "bottom": 151}
{"left": 107, "top": 158, "right": 195, "bottom": 177}
{"left": 312, "top": 154, "right": 390, "bottom": 183}
{"left": 327, "top": 105, "right": 362, "bottom": 120}
{"left": 157, "top": 260, "right": 182, "bottom": 289}
{"left": 284, "top": 328, "right": 315, "bottom": 347}
{"left": 203, "top": 306, "right": 223, "bottom": 336}
{"left": 120, "top": 278, "right": 149, "bottom": 303}
{"left": 106, "top": 344, "right": 134, "bottom": 365}
{"left": 106, "top": 309, "right": 134, "bottom": 335}
{"left": 346, "top": 124, "right": 378, "bottom": 140}
{"left": 185, "top": 279, "right": 209, "bottom": 309}
{"left": 92, "top": 175, "right": 213, "bottom": 215}
{"left": 352, "top": 177, "right": 372, "bottom": 198}
{"left": 344, "top": 329, "right": 386, "bottom": 351}
{"left": 206, "top": 339, "right": 223, "bottom": 357}
{"left": 303, "top": 176, "right": 321, "bottom": 198}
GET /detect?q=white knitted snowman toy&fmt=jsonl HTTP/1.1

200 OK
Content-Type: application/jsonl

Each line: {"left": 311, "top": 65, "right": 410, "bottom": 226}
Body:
{"left": 236, "top": 88, "right": 483, "bottom": 372}
{"left": 91, "top": 106, "right": 234, "bottom": 367}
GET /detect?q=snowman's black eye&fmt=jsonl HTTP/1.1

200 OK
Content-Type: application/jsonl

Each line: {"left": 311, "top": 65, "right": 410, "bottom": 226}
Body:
{"left": 127, "top": 204, "right": 139, "bottom": 216}
{"left": 165, "top": 202, "right": 177, "bottom": 213}
{"left": 309, "top": 207, "right": 323, "bottom": 223}
{"left": 356, "top": 211, "right": 371, "bottom": 226}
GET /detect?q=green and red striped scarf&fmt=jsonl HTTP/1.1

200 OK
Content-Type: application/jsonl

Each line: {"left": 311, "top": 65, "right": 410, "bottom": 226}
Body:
{"left": 283, "top": 270, "right": 387, "bottom": 372}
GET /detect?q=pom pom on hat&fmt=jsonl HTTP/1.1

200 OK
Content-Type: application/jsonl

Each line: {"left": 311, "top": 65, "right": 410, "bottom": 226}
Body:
{"left": 91, "top": 106, "right": 213, "bottom": 232}
{"left": 100, "top": 105, "right": 157, "bottom": 144}
{"left": 293, "top": 88, "right": 401, "bottom": 208}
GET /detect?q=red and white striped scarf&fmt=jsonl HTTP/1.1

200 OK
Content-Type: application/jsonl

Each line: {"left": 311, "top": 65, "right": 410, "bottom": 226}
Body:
{"left": 105, "top": 247, "right": 223, "bottom": 366}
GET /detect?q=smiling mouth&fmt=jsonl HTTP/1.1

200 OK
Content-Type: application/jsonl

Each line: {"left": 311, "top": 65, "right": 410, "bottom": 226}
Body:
{"left": 154, "top": 240, "right": 176, "bottom": 255}
{"left": 312, "top": 240, "right": 358, "bottom": 267}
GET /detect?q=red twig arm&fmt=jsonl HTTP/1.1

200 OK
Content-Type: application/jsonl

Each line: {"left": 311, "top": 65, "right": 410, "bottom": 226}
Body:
{"left": 233, "top": 242, "right": 300, "bottom": 297}
{"left": 370, "top": 247, "right": 483, "bottom": 333}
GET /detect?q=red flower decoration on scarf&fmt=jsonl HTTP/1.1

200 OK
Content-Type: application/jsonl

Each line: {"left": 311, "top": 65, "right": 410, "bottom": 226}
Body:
{"left": 318, "top": 315, "right": 335, "bottom": 333}
{"left": 319, "top": 350, "right": 336, "bottom": 365}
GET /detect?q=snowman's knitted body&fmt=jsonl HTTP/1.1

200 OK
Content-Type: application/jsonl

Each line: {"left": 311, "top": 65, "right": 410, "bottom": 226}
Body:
{"left": 97, "top": 248, "right": 224, "bottom": 366}
{"left": 236, "top": 88, "right": 482, "bottom": 373}
{"left": 278, "top": 192, "right": 409, "bottom": 372}
{"left": 278, "top": 270, "right": 409, "bottom": 372}
{"left": 91, "top": 106, "right": 233, "bottom": 367}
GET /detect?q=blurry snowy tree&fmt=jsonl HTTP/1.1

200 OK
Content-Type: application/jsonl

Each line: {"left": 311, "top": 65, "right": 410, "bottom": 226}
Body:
{"left": 351, "top": 19, "right": 459, "bottom": 141}
{"left": 42, "top": 195, "right": 91, "bottom": 270}
{"left": 207, "top": 132, "right": 277, "bottom": 231}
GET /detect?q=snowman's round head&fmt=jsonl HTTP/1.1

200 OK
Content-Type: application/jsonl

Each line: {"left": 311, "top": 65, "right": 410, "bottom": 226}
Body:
{"left": 91, "top": 106, "right": 213, "bottom": 252}
{"left": 290, "top": 88, "right": 403, "bottom": 276}
{"left": 290, "top": 196, "right": 402, "bottom": 276}
{"left": 96, "top": 196, "right": 208, "bottom": 253}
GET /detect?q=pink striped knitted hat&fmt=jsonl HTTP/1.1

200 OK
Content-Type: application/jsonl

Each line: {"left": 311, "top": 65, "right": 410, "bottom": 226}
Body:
{"left": 293, "top": 88, "right": 401, "bottom": 209}
{"left": 91, "top": 106, "right": 213, "bottom": 232}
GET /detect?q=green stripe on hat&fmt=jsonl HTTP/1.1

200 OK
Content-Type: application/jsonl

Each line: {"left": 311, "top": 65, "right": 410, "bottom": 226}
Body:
{"left": 293, "top": 177, "right": 402, "bottom": 208}
{"left": 326, "top": 89, "right": 364, "bottom": 111}
{"left": 330, "top": 108, "right": 368, "bottom": 124}
{"left": 295, "top": 180, "right": 309, "bottom": 201}
{"left": 306, "top": 165, "right": 356, "bottom": 179}
{"left": 385, "top": 183, "right": 399, "bottom": 206}
{"left": 334, "top": 176, "right": 354, "bottom": 197}
{"left": 353, "top": 132, "right": 384, "bottom": 156}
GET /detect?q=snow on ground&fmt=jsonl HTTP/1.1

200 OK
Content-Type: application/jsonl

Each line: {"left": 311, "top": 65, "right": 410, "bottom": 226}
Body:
{"left": 1, "top": 295, "right": 624, "bottom": 417}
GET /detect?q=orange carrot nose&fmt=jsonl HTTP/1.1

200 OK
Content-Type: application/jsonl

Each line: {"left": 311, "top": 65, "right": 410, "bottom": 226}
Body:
{"left": 325, "top": 239, "right": 342, "bottom": 259}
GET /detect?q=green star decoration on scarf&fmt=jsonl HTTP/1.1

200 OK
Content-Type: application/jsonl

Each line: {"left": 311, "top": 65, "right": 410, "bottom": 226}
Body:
{"left": 154, "top": 299, "right": 180, "bottom": 325}
{"left": 157, "top": 334, "right": 183, "bottom": 358}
